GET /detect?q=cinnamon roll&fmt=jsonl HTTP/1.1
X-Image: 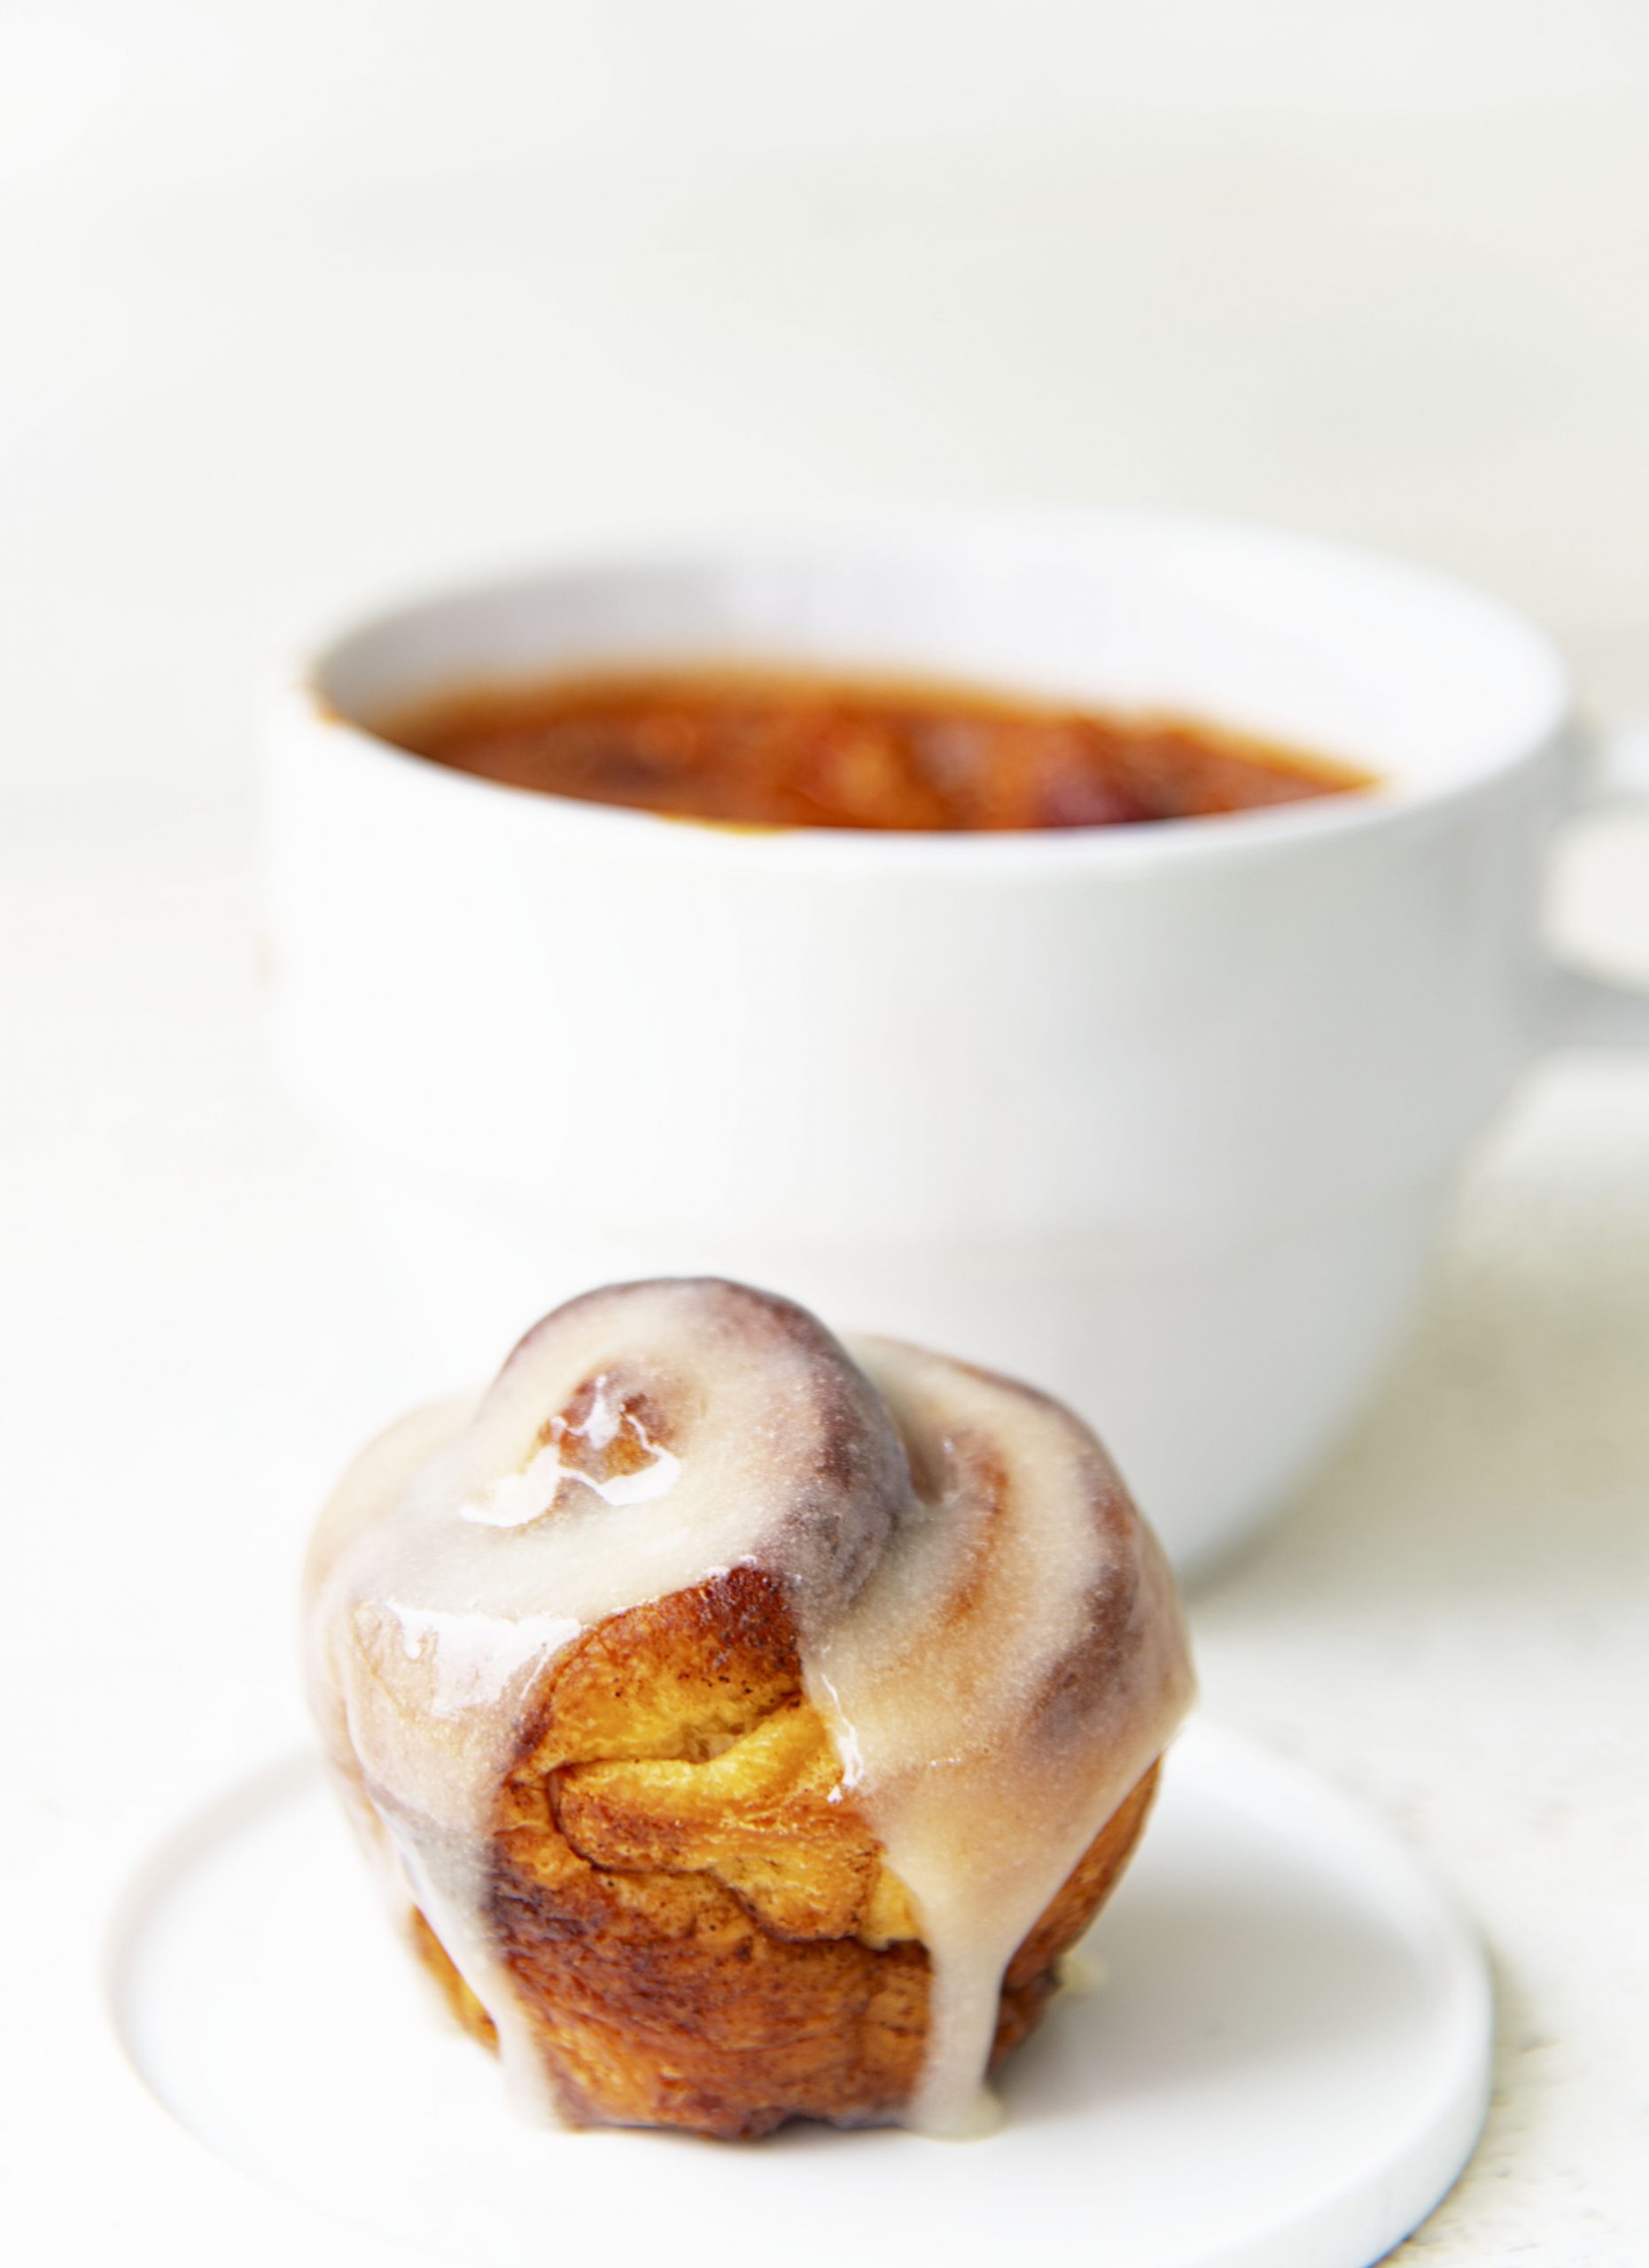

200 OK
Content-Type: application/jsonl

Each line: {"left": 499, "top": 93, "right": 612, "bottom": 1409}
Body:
{"left": 304, "top": 1279, "right": 1194, "bottom": 2139}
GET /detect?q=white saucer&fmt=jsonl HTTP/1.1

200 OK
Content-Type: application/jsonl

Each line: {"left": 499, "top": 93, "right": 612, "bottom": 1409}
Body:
{"left": 107, "top": 1720, "right": 1490, "bottom": 2268}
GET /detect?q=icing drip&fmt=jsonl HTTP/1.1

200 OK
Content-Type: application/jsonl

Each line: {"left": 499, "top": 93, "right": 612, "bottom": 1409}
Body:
{"left": 813, "top": 1339, "right": 1188, "bottom": 2132}
{"left": 304, "top": 1279, "right": 1193, "bottom": 2136}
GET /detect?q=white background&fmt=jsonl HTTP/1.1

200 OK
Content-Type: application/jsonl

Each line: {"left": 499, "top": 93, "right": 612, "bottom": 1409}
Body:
{"left": 3, "top": 5, "right": 1647, "bottom": 2263}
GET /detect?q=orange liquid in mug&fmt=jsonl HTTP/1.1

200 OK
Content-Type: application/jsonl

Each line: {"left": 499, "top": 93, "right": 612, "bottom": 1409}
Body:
{"left": 379, "top": 667, "right": 1373, "bottom": 833}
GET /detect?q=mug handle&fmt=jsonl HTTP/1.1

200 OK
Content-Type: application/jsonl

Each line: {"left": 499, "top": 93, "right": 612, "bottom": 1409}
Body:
{"left": 1550, "top": 721, "right": 1649, "bottom": 1048}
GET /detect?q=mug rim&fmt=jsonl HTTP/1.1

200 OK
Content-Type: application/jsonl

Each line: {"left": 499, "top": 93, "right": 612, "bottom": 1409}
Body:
{"left": 284, "top": 510, "right": 1577, "bottom": 872}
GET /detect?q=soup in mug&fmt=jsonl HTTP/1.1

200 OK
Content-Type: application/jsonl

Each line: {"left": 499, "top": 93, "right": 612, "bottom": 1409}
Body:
{"left": 380, "top": 667, "right": 1373, "bottom": 832}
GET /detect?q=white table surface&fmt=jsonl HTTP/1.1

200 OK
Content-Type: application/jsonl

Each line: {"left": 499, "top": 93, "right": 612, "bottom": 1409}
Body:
{"left": 4, "top": 8, "right": 1649, "bottom": 2257}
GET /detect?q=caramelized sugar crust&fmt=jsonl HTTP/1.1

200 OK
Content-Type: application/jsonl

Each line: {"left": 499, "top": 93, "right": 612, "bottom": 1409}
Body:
{"left": 409, "top": 1564, "right": 1159, "bottom": 2138}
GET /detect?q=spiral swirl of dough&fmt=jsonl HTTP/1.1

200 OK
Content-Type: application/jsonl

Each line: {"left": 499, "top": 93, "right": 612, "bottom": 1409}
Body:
{"left": 306, "top": 1279, "right": 1193, "bottom": 2136}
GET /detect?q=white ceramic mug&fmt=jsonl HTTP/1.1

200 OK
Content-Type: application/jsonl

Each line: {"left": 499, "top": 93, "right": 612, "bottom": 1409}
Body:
{"left": 262, "top": 515, "right": 1649, "bottom": 1573}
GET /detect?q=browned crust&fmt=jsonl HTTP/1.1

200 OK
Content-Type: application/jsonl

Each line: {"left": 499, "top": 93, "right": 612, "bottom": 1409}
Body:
{"left": 407, "top": 1565, "right": 1162, "bottom": 2138}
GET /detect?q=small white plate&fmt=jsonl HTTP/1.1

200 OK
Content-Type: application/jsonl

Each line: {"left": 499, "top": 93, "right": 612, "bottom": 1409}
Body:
{"left": 107, "top": 1720, "right": 1490, "bottom": 2268}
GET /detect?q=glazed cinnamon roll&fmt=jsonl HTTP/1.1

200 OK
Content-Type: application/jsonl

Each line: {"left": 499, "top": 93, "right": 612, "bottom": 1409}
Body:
{"left": 304, "top": 1279, "right": 1194, "bottom": 2139}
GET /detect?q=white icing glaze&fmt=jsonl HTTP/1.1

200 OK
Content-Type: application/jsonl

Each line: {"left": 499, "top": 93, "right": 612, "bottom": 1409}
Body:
{"left": 304, "top": 1279, "right": 1193, "bottom": 2137}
